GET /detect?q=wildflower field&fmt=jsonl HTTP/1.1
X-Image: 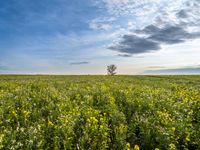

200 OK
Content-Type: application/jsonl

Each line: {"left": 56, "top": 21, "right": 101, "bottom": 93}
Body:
{"left": 0, "top": 75, "right": 199, "bottom": 150}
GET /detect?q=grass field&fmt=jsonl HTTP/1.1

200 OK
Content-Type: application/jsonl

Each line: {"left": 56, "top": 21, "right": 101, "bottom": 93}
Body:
{"left": 0, "top": 75, "right": 200, "bottom": 150}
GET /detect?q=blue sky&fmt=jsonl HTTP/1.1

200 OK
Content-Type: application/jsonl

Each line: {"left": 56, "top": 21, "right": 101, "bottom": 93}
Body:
{"left": 0, "top": 0, "right": 200, "bottom": 74}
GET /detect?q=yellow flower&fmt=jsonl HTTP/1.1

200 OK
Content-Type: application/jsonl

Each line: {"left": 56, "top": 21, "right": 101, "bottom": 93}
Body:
{"left": 89, "top": 117, "right": 98, "bottom": 123}
{"left": 169, "top": 143, "right": 176, "bottom": 150}
{"left": 0, "top": 134, "right": 5, "bottom": 149}
{"left": 12, "top": 111, "right": 17, "bottom": 117}
{"left": 100, "top": 117, "right": 104, "bottom": 122}
{"left": 48, "top": 120, "right": 54, "bottom": 126}
{"left": 93, "top": 117, "right": 98, "bottom": 123}
{"left": 87, "top": 118, "right": 91, "bottom": 123}
{"left": 171, "top": 127, "right": 176, "bottom": 131}
{"left": 23, "top": 110, "right": 30, "bottom": 118}
{"left": 133, "top": 144, "right": 140, "bottom": 150}
{"left": 185, "top": 136, "right": 190, "bottom": 142}
{"left": 126, "top": 143, "right": 130, "bottom": 148}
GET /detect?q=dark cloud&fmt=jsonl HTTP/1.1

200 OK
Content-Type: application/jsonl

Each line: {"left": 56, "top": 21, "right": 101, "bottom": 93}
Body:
{"left": 70, "top": 61, "right": 89, "bottom": 65}
{"left": 109, "top": 24, "right": 200, "bottom": 54}
{"left": 117, "top": 54, "right": 132, "bottom": 57}
{"left": 136, "top": 25, "right": 160, "bottom": 34}
{"left": 148, "top": 26, "right": 189, "bottom": 44}
{"left": 108, "top": 35, "right": 160, "bottom": 54}
{"left": 144, "top": 67, "right": 200, "bottom": 74}
{"left": 148, "top": 25, "right": 200, "bottom": 43}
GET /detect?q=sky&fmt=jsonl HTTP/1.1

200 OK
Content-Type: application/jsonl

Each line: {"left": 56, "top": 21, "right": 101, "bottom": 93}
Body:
{"left": 0, "top": 0, "right": 200, "bottom": 74}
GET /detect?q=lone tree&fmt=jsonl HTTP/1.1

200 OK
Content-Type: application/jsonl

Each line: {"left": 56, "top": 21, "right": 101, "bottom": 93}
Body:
{"left": 107, "top": 64, "right": 117, "bottom": 75}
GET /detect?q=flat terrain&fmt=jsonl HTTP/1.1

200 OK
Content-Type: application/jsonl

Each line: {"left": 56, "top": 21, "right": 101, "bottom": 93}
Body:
{"left": 0, "top": 75, "right": 200, "bottom": 150}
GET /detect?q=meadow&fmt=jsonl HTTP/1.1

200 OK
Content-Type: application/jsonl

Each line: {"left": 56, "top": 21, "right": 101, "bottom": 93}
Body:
{"left": 0, "top": 75, "right": 199, "bottom": 150}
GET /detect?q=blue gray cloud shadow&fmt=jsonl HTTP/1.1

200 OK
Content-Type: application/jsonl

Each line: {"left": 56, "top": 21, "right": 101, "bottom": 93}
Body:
{"left": 70, "top": 61, "right": 89, "bottom": 65}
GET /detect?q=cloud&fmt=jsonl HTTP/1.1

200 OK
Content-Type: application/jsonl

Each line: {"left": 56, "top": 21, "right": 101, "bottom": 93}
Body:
{"left": 136, "top": 25, "right": 160, "bottom": 35}
{"left": 94, "top": 0, "right": 200, "bottom": 55}
{"left": 70, "top": 61, "right": 89, "bottom": 65}
{"left": 96, "top": 0, "right": 158, "bottom": 16}
{"left": 148, "top": 26, "right": 191, "bottom": 44}
{"left": 147, "top": 66, "right": 166, "bottom": 69}
{"left": 108, "top": 24, "right": 200, "bottom": 54}
{"left": 89, "top": 17, "right": 116, "bottom": 30}
{"left": 117, "top": 54, "right": 132, "bottom": 57}
{"left": 144, "top": 67, "right": 200, "bottom": 74}
{"left": 177, "top": 10, "right": 188, "bottom": 18}
{"left": 96, "top": 0, "right": 185, "bottom": 19}
{"left": 108, "top": 34, "right": 160, "bottom": 54}
{"left": 108, "top": 21, "right": 200, "bottom": 54}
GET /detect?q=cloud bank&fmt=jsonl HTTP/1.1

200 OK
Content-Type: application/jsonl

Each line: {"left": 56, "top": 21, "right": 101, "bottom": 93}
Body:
{"left": 109, "top": 25, "right": 200, "bottom": 54}
{"left": 94, "top": 0, "right": 200, "bottom": 55}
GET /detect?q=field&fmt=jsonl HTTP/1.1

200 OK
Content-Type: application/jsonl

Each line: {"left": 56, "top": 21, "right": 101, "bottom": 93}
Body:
{"left": 0, "top": 75, "right": 199, "bottom": 150}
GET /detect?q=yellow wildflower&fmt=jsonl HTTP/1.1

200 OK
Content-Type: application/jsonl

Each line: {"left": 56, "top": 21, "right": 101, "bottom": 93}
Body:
{"left": 185, "top": 136, "right": 190, "bottom": 142}
{"left": 171, "top": 127, "right": 176, "bottom": 131}
{"left": 169, "top": 143, "right": 176, "bottom": 150}
{"left": 12, "top": 111, "right": 17, "bottom": 117}
{"left": 48, "top": 120, "right": 54, "bottom": 126}
{"left": 133, "top": 144, "right": 140, "bottom": 150}
{"left": 23, "top": 110, "right": 30, "bottom": 118}
{"left": 126, "top": 143, "right": 130, "bottom": 148}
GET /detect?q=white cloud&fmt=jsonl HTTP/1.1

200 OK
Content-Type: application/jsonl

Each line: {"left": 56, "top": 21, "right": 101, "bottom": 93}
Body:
{"left": 89, "top": 17, "right": 116, "bottom": 30}
{"left": 94, "top": 0, "right": 199, "bottom": 29}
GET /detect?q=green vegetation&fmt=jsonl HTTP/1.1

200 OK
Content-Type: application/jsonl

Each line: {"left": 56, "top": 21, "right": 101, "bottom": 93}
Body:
{"left": 0, "top": 75, "right": 200, "bottom": 150}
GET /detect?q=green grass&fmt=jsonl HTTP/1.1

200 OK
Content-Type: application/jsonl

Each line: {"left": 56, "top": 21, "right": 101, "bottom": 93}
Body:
{"left": 0, "top": 75, "right": 200, "bottom": 150}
